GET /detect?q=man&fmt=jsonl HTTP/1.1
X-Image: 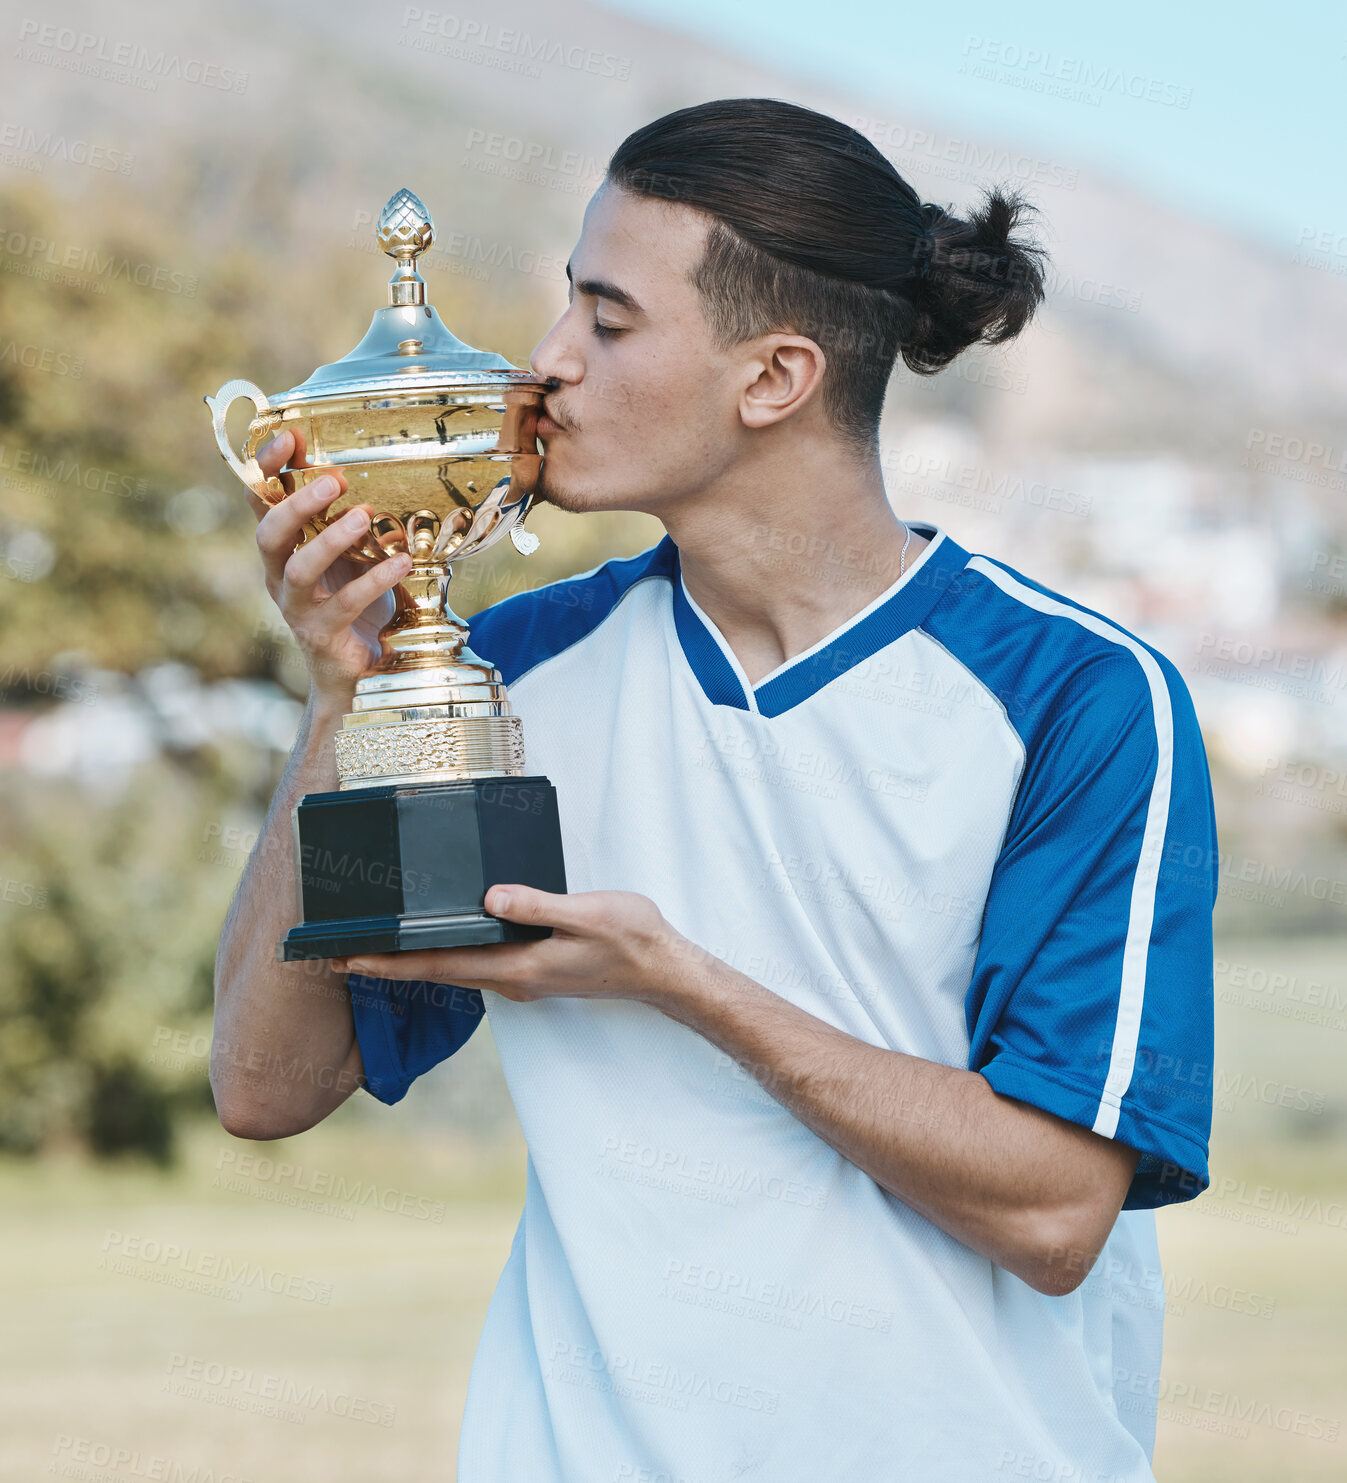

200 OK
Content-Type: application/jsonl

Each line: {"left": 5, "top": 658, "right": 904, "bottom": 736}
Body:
{"left": 213, "top": 99, "right": 1217, "bottom": 1481}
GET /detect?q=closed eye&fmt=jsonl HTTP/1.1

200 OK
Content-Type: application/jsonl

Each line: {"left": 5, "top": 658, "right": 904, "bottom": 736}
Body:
{"left": 592, "top": 319, "right": 624, "bottom": 340}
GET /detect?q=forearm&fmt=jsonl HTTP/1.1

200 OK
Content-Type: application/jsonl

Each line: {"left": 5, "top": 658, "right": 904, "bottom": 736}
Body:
{"left": 211, "top": 692, "right": 363, "bottom": 1138}
{"left": 654, "top": 943, "right": 1136, "bottom": 1293}
{"left": 336, "top": 886, "right": 1136, "bottom": 1290}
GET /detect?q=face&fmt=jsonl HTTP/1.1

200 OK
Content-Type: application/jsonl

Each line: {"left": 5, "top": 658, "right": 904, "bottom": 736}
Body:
{"left": 530, "top": 182, "right": 755, "bottom": 517}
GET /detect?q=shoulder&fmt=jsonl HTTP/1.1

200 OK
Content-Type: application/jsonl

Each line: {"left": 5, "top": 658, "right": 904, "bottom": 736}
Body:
{"left": 468, "top": 536, "right": 677, "bottom": 686}
{"left": 922, "top": 547, "right": 1197, "bottom": 755}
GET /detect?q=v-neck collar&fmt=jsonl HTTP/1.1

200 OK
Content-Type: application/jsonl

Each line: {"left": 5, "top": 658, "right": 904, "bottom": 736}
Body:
{"left": 668, "top": 523, "right": 971, "bottom": 718}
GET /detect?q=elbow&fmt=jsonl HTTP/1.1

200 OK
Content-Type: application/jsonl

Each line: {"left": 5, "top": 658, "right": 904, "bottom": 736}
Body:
{"left": 1023, "top": 1259, "right": 1091, "bottom": 1299}
{"left": 210, "top": 1068, "right": 320, "bottom": 1143}
{"left": 212, "top": 1091, "right": 310, "bottom": 1143}
{"left": 1013, "top": 1211, "right": 1112, "bottom": 1297}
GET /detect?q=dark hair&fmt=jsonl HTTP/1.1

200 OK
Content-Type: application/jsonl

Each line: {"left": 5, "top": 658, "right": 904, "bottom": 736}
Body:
{"left": 607, "top": 98, "right": 1049, "bottom": 451}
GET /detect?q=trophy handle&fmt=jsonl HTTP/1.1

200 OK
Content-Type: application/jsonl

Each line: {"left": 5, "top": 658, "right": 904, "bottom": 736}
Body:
{"left": 434, "top": 478, "right": 540, "bottom": 564}
{"left": 203, "top": 379, "right": 285, "bottom": 503}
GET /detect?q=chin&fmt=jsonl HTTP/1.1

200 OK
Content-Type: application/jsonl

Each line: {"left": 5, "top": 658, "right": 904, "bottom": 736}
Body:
{"left": 534, "top": 463, "right": 622, "bottom": 515}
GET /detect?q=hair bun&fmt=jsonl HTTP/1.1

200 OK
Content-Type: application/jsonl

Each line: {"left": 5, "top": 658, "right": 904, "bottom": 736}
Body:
{"left": 911, "top": 202, "right": 945, "bottom": 281}
{"left": 901, "top": 186, "right": 1047, "bottom": 373}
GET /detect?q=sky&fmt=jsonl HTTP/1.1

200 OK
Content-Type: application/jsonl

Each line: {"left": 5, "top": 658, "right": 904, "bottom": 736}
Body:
{"left": 597, "top": 0, "right": 1344, "bottom": 257}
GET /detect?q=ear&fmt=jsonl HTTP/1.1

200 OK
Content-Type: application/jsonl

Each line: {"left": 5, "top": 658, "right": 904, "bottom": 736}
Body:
{"left": 738, "top": 335, "right": 827, "bottom": 430}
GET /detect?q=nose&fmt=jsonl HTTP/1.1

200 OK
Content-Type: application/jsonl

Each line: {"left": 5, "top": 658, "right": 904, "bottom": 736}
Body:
{"left": 530, "top": 309, "right": 583, "bottom": 388}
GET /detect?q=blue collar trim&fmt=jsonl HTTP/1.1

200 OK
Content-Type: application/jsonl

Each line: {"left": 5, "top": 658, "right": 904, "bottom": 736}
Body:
{"left": 670, "top": 526, "right": 973, "bottom": 717}
{"left": 669, "top": 562, "right": 751, "bottom": 709}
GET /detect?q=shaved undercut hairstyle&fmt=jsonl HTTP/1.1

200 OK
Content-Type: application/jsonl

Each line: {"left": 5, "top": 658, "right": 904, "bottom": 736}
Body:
{"left": 606, "top": 97, "right": 1049, "bottom": 452}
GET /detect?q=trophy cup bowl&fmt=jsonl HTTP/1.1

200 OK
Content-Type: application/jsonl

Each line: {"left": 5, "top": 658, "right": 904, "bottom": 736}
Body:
{"left": 204, "top": 188, "right": 567, "bottom": 960}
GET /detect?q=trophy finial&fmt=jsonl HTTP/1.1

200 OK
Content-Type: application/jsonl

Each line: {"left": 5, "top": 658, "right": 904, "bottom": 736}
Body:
{"left": 378, "top": 188, "right": 434, "bottom": 307}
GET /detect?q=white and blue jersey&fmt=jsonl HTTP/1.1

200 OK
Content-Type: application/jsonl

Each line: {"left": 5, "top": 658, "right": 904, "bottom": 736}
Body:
{"left": 350, "top": 521, "right": 1218, "bottom": 1482}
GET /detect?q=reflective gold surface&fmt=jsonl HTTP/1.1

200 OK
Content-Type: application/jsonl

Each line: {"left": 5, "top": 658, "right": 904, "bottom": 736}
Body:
{"left": 237, "top": 385, "right": 544, "bottom": 565}
{"left": 333, "top": 716, "right": 525, "bottom": 786}
{"left": 204, "top": 190, "right": 548, "bottom": 788}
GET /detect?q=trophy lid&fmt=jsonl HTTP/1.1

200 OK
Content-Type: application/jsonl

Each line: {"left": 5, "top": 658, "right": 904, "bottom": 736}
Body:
{"left": 271, "top": 188, "right": 545, "bottom": 408}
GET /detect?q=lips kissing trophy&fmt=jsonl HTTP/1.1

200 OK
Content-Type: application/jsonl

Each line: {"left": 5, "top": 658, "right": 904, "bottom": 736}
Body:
{"left": 205, "top": 188, "right": 566, "bottom": 961}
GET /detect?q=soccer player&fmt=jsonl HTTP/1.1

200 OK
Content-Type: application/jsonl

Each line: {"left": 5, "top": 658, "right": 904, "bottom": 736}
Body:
{"left": 213, "top": 99, "right": 1218, "bottom": 1482}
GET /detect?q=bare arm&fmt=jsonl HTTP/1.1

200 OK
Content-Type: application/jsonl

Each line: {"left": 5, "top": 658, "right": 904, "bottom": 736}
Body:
{"left": 657, "top": 949, "right": 1140, "bottom": 1297}
{"left": 211, "top": 692, "right": 362, "bottom": 1138}
{"left": 342, "top": 889, "right": 1141, "bottom": 1296}
{"left": 211, "top": 431, "right": 412, "bottom": 1140}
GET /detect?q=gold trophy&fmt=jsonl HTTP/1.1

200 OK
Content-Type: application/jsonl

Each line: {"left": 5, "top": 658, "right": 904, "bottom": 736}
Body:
{"left": 205, "top": 188, "right": 566, "bottom": 960}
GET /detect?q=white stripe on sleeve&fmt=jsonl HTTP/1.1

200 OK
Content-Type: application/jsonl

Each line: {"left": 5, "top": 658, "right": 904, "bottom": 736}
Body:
{"left": 967, "top": 557, "right": 1174, "bottom": 1138}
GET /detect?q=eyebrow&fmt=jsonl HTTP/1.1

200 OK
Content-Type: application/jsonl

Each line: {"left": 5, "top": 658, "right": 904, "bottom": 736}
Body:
{"left": 565, "top": 259, "right": 643, "bottom": 315}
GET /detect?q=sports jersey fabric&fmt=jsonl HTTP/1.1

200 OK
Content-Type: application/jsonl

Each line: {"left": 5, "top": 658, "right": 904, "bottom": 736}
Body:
{"left": 349, "top": 522, "right": 1218, "bottom": 1482}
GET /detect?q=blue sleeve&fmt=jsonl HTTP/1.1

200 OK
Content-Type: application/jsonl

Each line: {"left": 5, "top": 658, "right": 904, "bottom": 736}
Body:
{"left": 349, "top": 973, "right": 485, "bottom": 1105}
{"left": 966, "top": 649, "right": 1218, "bottom": 1211}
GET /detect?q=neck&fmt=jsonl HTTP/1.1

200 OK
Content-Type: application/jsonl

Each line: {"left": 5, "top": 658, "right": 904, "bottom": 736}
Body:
{"left": 659, "top": 437, "right": 931, "bottom": 687}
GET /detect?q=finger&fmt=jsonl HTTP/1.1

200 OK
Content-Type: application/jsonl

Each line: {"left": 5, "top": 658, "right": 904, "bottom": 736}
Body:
{"left": 484, "top": 884, "right": 584, "bottom": 932}
{"left": 256, "top": 428, "right": 311, "bottom": 481}
{"left": 329, "top": 551, "right": 414, "bottom": 619}
{"left": 255, "top": 473, "right": 349, "bottom": 586}
{"left": 282, "top": 505, "right": 375, "bottom": 599}
{"left": 257, "top": 429, "right": 294, "bottom": 479}
{"left": 338, "top": 943, "right": 540, "bottom": 983}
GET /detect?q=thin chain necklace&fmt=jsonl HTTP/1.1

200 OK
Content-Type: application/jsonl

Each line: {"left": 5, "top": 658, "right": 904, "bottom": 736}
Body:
{"left": 898, "top": 520, "right": 912, "bottom": 579}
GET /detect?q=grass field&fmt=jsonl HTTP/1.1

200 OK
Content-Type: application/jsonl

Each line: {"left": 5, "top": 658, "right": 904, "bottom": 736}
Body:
{"left": 3, "top": 936, "right": 1344, "bottom": 1482}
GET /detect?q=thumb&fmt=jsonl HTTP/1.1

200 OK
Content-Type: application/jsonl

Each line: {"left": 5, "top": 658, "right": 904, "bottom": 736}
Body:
{"left": 484, "top": 883, "right": 579, "bottom": 930}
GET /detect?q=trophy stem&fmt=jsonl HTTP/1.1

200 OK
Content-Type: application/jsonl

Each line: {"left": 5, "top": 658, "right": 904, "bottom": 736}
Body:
{"left": 378, "top": 559, "right": 469, "bottom": 673}
{"left": 335, "top": 554, "right": 526, "bottom": 788}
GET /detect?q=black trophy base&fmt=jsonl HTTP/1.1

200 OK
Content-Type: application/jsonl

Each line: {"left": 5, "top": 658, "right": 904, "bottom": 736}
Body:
{"left": 278, "top": 775, "right": 567, "bottom": 962}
